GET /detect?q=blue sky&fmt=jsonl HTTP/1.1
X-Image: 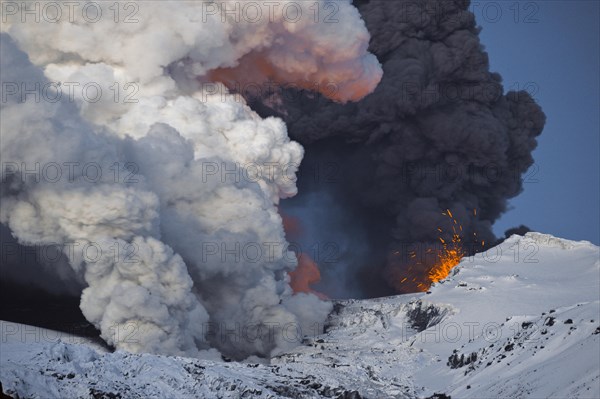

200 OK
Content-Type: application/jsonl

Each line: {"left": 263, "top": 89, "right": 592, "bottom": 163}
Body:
{"left": 474, "top": 1, "right": 599, "bottom": 243}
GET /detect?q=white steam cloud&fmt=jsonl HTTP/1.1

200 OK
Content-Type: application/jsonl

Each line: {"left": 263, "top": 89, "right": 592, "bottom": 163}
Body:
{"left": 0, "top": 1, "right": 381, "bottom": 358}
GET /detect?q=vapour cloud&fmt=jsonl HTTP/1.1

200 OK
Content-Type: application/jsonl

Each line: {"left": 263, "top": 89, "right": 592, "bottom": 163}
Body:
{"left": 0, "top": 1, "right": 382, "bottom": 358}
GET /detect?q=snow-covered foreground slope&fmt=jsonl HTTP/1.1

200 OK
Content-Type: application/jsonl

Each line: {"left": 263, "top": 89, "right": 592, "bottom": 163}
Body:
{"left": 2, "top": 233, "right": 599, "bottom": 398}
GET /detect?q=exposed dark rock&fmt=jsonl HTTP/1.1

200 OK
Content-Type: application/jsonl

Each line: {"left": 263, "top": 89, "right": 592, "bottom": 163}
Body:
{"left": 407, "top": 301, "right": 446, "bottom": 331}
{"left": 447, "top": 352, "right": 477, "bottom": 369}
{"left": 426, "top": 394, "right": 451, "bottom": 399}
{"left": 89, "top": 389, "right": 122, "bottom": 399}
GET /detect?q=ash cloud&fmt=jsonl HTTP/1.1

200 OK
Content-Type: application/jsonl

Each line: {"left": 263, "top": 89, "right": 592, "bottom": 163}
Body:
{"left": 0, "top": 1, "right": 382, "bottom": 359}
{"left": 255, "top": 0, "right": 546, "bottom": 295}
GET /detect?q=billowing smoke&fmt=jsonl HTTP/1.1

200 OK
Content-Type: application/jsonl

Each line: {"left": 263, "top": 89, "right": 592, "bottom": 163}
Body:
{"left": 0, "top": 1, "right": 382, "bottom": 358}
{"left": 251, "top": 0, "right": 546, "bottom": 296}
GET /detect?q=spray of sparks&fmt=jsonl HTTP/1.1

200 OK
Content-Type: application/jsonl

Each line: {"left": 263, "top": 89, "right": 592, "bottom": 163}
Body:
{"left": 427, "top": 209, "right": 466, "bottom": 284}
{"left": 402, "top": 209, "right": 484, "bottom": 291}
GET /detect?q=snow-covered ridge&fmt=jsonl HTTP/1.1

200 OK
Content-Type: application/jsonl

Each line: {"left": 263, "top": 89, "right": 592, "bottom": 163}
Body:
{"left": 2, "top": 233, "right": 599, "bottom": 398}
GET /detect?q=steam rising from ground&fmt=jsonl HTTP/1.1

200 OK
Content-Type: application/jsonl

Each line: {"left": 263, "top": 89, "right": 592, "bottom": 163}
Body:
{"left": 0, "top": 1, "right": 381, "bottom": 358}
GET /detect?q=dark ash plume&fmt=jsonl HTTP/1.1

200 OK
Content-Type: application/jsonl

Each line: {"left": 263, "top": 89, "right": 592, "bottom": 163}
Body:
{"left": 254, "top": 0, "right": 546, "bottom": 296}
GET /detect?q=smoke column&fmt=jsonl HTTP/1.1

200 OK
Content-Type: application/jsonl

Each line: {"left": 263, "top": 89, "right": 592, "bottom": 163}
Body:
{"left": 251, "top": 0, "right": 546, "bottom": 296}
{"left": 0, "top": 0, "right": 381, "bottom": 359}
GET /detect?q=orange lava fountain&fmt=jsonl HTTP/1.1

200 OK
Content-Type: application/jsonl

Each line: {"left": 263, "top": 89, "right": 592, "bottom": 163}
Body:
{"left": 399, "top": 209, "right": 484, "bottom": 292}
{"left": 427, "top": 209, "right": 467, "bottom": 284}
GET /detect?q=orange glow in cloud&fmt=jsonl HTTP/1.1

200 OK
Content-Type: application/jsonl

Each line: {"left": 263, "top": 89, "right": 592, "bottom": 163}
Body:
{"left": 289, "top": 253, "right": 328, "bottom": 300}
{"left": 281, "top": 210, "right": 303, "bottom": 239}
{"left": 207, "top": 51, "right": 373, "bottom": 103}
{"left": 279, "top": 208, "right": 328, "bottom": 299}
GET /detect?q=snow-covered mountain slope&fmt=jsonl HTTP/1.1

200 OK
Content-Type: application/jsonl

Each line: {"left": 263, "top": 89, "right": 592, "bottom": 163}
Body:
{"left": 2, "top": 233, "right": 599, "bottom": 398}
